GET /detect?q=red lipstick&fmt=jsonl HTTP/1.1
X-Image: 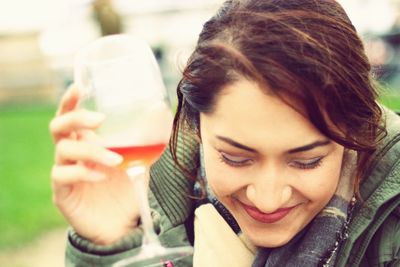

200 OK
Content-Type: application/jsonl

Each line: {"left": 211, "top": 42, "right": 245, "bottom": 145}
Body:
{"left": 242, "top": 203, "right": 294, "bottom": 223}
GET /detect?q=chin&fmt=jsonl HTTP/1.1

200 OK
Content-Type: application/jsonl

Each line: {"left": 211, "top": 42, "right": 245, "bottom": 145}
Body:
{"left": 247, "top": 231, "right": 294, "bottom": 248}
{"left": 242, "top": 224, "right": 295, "bottom": 248}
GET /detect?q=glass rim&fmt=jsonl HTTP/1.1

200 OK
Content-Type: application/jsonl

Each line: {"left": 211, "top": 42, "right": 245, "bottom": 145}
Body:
{"left": 74, "top": 34, "right": 155, "bottom": 68}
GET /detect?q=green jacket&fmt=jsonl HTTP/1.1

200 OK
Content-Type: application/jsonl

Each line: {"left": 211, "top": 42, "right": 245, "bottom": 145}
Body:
{"left": 66, "top": 108, "right": 400, "bottom": 267}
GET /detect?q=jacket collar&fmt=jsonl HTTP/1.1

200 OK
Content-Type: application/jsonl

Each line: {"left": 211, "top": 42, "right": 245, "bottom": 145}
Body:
{"left": 336, "top": 106, "right": 400, "bottom": 267}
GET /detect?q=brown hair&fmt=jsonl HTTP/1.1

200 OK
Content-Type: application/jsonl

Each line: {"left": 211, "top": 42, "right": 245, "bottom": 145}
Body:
{"left": 170, "top": 0, "right": 386, "bottom": 198}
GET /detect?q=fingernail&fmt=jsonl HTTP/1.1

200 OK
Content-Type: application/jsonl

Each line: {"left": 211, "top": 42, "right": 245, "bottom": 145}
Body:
{"left": 103, "top": 152, "right": 123, "bottom": 166}
{"left": 85, "top": 112, "right": 105, "bottom": 125}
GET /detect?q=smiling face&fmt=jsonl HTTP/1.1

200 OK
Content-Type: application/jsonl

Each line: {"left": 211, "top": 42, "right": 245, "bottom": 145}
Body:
{"left": 200, "top": 79, "right": 345, "bottom": 248}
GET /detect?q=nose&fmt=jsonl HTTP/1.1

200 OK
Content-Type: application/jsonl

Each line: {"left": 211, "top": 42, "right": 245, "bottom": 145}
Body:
{"left": 246, "top": 164, "right": 292, "bottom": 213}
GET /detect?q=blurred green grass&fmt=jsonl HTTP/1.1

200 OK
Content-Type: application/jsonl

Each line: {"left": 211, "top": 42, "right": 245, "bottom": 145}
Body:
{"left": 0, "top": 104, "right": 66, "bottom": 250}
{"left": 380, "top": 93, "right": 400, "bottom": 112}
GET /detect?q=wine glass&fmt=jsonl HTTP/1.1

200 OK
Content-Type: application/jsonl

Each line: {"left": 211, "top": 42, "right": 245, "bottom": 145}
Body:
{"left": 74, "top": 34, "right": 194, "bottom": 267}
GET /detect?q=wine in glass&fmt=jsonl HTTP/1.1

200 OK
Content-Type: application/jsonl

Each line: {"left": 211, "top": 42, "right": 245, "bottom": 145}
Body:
{"left": 74, "top": 34, "right": 193, "bottom": 267}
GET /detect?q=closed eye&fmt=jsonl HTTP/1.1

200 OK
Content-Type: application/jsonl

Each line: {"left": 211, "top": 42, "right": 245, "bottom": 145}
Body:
{"left": 289, "top": 157, "right": 324, "bottom": 170}
{"left": 219, "top": 152, "right": 252, "bottom": 167}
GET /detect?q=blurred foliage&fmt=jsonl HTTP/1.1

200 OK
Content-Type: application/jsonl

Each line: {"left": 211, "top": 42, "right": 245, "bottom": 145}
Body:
{"left": 376, "top": 78, "right": 400, "bottom": 112}
{"left": 380, "top": 94, "right": 400, "bottom": 111}
{"left": 0, "top": 104, "right": 66, "bottom": 250}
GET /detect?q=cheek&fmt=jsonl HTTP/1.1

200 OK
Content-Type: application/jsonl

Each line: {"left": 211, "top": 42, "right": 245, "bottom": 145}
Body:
{"left": 295, "top": 155, "right": 343, "bottom": 205}
{"left": 202, "top": 146, "right": 245, "bottom": 198}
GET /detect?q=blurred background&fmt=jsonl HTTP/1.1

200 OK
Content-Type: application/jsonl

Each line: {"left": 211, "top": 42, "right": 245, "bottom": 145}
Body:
{"left": 0, "top": 0, "right": 399, "bottom": 266}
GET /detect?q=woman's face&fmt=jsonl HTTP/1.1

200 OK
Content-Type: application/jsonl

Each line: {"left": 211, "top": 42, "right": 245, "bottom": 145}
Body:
{"left": 200, "top": 79, "right": 344, "bottom": 248}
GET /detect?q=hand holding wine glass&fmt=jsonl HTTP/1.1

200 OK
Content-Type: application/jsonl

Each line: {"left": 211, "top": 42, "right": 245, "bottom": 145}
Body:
{"left": 50, "top": 34, "right": 193, "bottom": 265}
{"left": 50, "top": 84, "right": 142, "bottom": 245}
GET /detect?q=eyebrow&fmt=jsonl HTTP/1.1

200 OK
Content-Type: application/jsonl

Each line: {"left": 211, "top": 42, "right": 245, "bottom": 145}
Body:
{"left": 287, "top": 140, "right": 331, "bottom": 154}
{"left": 216, "top": 136, "right": 257, "bottom": 152}
{"left": 216, "top": 136, "right": 331, "bottom": 154}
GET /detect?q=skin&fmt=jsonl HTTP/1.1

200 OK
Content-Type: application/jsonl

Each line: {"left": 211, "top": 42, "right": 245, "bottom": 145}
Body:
{"left": 49, "top": 86, "right": 143, "bottom": 245}
{"left": 200, "top": 79, "right": 345, "bottom": 247}
{"left": 50, "top": 80, "right": 346, "bottom": 247}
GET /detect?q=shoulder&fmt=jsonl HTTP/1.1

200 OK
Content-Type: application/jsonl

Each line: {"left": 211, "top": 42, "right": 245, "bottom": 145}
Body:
{"left": 339, "top": 205, "right": 400, "bottom": 267}
{"left": 336, "top": 108, "right": 400, "bottom": 267}
{"left": 360, "top": 108, "right": 400, "bottom": 266}
{"left": 358, "top": 107, "right": 400, "bottom": 212}
{"left": 363, "top": 207, "right": 400, "bottom": 266}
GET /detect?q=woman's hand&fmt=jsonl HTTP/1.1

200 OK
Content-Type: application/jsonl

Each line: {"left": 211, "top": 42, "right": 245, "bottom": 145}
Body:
{"left": 49, "top": 85, "right": 141, "bottom": 245}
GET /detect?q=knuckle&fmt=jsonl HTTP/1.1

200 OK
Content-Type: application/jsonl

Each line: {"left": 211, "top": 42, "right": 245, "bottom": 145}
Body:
{"left": 74, "top": 164, "right": 85, "bottom": 176}
{"left": 86, "top": 144, "right": 97, "bottom": 156}
{"left": 78, "top": 165, "right": 99, "bottom": 182}
{"left": 69, "top": 110, "right": 87, "bottom": 128}
{"left": 82, "top": 167, "right": 93, "bottom": 178}
{"left": 85, "top": 143, "right": 101, "bottom": 159}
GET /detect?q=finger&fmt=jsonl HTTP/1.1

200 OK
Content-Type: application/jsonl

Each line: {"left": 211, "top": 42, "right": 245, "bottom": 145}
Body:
{"left": 51, "top": 182, "right": 73, "bottom": 205}
{"left": 77, "top": 129, "right": 103, "bottom": 144}
{"left": 56, "top": 85, "right": 81, "bottom": 116}
{"left": 51, "top": 164, "right": 107, "bottom": 185}
{"left": 55, "top": 139, "right": 123, "bottom": 167}
{"left": 49, "top": 110, "right": 105, "bottom": 143}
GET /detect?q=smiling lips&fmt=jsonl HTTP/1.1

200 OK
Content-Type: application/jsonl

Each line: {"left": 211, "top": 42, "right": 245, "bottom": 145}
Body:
{"left": 241, "top": 203, "right": 295, "bottom": 223}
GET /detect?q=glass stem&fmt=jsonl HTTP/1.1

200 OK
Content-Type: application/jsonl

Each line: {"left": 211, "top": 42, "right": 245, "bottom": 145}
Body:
{"left": 127, "top": 166, "right": 160, "bottom": 246}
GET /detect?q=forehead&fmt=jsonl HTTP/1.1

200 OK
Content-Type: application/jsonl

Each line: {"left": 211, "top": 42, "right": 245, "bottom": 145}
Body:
{"left": 212, "top": 79, "right": 307, "bottom": 123}
{"left": 201, "top": 79, "right": 326, "bottom": 152}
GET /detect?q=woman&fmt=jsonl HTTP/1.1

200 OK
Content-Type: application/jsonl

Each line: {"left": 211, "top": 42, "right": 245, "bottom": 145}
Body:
{"left": 50, "top": 0, "right": 400, "bottom": 266}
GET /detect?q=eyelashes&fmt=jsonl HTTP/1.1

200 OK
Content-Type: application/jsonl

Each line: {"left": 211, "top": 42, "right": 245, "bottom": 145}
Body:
{"left": 219, "top": 152, "right": 324, "bottom": 170}
{"left": 288, "top": 157, "right": 323, "bottom": 170}
{"left": 219, "top": 152, "right": 253, "bottom": 167}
